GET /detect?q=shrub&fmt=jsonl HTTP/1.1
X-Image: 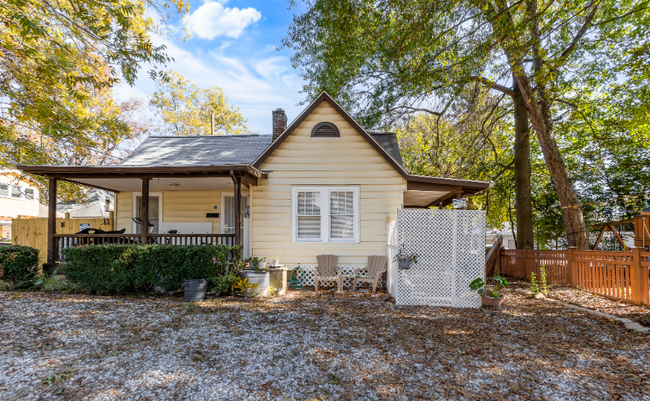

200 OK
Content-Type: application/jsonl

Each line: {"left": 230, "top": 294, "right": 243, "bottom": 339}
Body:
{"left": 62, "top": 244, "right": 234, "bottom": 294}
{"left": 0, "top": 245, "right": 39, "bottom": 288}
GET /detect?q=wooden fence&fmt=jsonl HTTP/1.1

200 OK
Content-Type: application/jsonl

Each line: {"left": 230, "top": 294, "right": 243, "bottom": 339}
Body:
{"left": 12, "top": 213, "right": 114, "bottom": 265}
{"left": 498, "top": 247, "right": 650, "bottom": 306}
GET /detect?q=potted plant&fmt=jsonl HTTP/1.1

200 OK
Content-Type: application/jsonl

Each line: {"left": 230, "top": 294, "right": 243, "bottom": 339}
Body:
{"left": 239, "top": 261, "right": 270, "bottom": 296}
{"left": 394, "top": 250, "right": 418, "bottom": 269}
{"left": 469, "top": 276, "right": 509, "bottom": 310}
{"left": 245, "top": 256, "right": 267, "bottom": 270}
{"left": 207, "top": 274, "right": 238, "bottom": 297}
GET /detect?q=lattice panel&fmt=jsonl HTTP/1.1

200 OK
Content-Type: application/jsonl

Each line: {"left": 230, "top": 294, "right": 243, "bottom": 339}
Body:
{"left": 295, "top": 265, "right": 383, "bottom": 289}
{"left": 394, "top": 209, "right": 485, "bottom": 308}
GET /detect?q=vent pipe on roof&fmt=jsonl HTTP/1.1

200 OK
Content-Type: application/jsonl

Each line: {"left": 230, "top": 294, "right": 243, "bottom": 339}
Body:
{"left": 272, "top": 108, "right": 287, "bottom": 141}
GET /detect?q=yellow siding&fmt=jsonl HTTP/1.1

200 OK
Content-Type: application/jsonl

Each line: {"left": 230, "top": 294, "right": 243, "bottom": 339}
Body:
{"left": 253, "top": 101, "right": 406, "bottom": 266}
{"left": 115, "top": 191, "right": 237, "bottom": 234}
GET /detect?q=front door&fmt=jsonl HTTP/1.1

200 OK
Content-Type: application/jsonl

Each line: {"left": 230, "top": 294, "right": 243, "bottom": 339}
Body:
{"left": 222, "top": 195, "right": 249, "bottom": 255}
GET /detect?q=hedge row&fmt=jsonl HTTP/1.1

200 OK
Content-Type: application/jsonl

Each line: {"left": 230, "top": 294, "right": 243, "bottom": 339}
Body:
{"left": 62, "top": 244, "right": 241, "bottom": 294}
{"left": 0, "top": 245, "right": 40, "bottom": 286}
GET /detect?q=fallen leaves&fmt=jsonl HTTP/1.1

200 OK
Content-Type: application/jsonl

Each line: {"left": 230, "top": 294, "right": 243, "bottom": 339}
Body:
{"left": 0, "top": 288, "right": 649, "bottom": 400}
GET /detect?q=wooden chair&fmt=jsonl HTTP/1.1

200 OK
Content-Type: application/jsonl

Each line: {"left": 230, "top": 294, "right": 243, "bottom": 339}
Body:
{"left": 311, "top": 255, "right": 342, "bottom": 292}
{"left": 352, "top": 256, "right": 388, "bottom": 293}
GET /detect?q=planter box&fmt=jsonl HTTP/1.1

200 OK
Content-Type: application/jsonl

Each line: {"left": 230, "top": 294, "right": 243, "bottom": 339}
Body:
{"left": 481, "top": 295, "right": 504, "bottom": 311}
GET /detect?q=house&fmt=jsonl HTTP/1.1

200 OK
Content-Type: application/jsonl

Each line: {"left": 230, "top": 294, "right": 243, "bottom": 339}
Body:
{"left": 0, "top": 170, "right": 43, "bottom": 239}
{"left": 57, "top": 189, "right": 114, "bottom": 218}
{"left": 19, "top": 92, "right": 491, "bottom": 269}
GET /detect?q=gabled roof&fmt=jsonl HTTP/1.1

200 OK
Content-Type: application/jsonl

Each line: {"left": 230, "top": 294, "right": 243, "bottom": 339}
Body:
{"left": 253, "top": 92, "right": 407, "bottom": 174}
{"left": 120, "top": 135, "right": 273, "bottom": 166}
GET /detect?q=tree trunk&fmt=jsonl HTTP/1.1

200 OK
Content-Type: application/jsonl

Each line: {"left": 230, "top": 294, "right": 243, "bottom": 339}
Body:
{"left": 512, "top": 76, "right": 534, "bottom": 249}
{"left": 509, "top": 68, "right": 589, "bottom": 249}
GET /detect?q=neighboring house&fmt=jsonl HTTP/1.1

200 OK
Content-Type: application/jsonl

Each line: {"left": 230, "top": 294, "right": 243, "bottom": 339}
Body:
{"left": 0, "top": 171, "right": 41, "bottom": 239}
{"left": 20, "top": 92, "right": 491, "bottom": 267}
{"left": 486, "top": 225, "right": 516, "bottom": 249}
{"left": 57, "top": 189, "right": 114, "bottom": 218}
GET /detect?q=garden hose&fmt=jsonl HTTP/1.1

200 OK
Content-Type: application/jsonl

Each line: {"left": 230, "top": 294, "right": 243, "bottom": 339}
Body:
{"left": 289, "top": 266, "right": 306, "bottom": 290}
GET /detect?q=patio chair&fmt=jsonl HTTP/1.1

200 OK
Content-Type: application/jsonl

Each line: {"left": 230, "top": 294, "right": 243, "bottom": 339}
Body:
{"left": 311, "top": 255, "right": 342, "bottom": 292}
{"left": 352, "top": 256, "right": 388, "bottom": 293}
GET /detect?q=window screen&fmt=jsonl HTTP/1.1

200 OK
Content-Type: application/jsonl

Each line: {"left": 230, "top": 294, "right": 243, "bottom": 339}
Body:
{"left": 330, "top": 191, "right": 354, "bottom": 239}
{"left": 296, "top": 191, "right": 321, "bottom": 239}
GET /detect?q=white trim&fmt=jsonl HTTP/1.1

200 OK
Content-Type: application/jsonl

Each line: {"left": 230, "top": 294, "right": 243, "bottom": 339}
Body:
{"left": 0, "top": 182, "right": 37, "bottom": 201}
{"left": 131, "top": 192, "right": 163, "bottom": 234}
{"left": 291, "top": 186, "right": 360, "bottom": 244}
{"left": 220, "top": 192, "right": 250, "bottom": 234}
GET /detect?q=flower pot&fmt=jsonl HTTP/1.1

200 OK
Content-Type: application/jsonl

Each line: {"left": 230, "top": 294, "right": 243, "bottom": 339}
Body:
{"left": 248, "top": 261, "right": 256, "bottom": 269}
{"left": 258, "top": 261, "right": 267, "bottom": 269}
{"left": 398, "top": 259, "right": 411, "bottom": 269}
{"left": 42, "top": 263, "right": 58, "bottom": 277}
{"left": 183, "top": 279, "right": 207, "bottom": 302}
{"left": 240, "top": 269, "right": 270, "bottom": 296}
{"left": 481, "top": 295, "right": 504, "bottom": 311}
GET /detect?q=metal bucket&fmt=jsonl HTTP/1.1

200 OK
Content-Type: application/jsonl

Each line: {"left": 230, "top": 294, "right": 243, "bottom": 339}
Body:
{"left": 239, "top": 270, "right": 270, "bottom": 296}
{"left": 183, "top": 279, "right": 207, "bottom": 302}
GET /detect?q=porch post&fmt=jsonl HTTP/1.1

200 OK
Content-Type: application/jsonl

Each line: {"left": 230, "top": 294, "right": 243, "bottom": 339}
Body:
{"left": 230, "top": 170, "right": 242, "bottom": 246}
{"left": 141, "top": 178, "right": 150, "bottom": 244}
{"left": 46, "top": 177, "right": 57, "bottom": 266}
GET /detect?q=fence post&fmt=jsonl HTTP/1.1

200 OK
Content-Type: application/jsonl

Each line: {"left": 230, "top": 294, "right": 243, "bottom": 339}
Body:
{"left": 523, "top": 246, "right": 530, "bottom": 280}
{"left": 567, "top": 246, "right": 577, "bottom": 287}
{"left": 631, "top": 247, "right": 649, "bottom": 305}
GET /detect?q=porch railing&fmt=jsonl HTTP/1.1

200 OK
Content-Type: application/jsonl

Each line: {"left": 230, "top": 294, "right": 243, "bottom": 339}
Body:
{"left": 53, "top": 233, "right": 236, "bottom": 261}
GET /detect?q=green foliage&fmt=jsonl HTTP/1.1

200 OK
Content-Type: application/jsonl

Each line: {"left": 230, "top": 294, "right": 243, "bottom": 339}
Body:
{"left": 34, "top": 273, "right": 78, "bottom": 294}
{"left": 530, "top": 272, "right": 540, "bottom": 295}
{"left": 394, "top": 250, "right": 418, "bottom": 263}
{"left": 150, "top": 70, "right": 251, "bottom": 136}
{"left": 0, "top": 245, "right": 39, "bottom": 288}
{"left": 61, "top": 244, "right": 233, "bottom": 294}
{"left": 1, "top": 0, "right": 189, "bottom": 172}
{"left": 207, "top": 274, "right": 238, "bottom": 295}
{"left": 539, "top": 267, "right": 549, "bottom": 296}
{"left": 471, "top": 276, "right": 508, "bottom": 298}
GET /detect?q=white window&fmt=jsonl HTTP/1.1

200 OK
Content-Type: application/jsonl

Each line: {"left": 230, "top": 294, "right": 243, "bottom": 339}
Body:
{"left": 24, "top": 188, "right": 35, "bottom": 200}
{"left": 11, "top": 185, "right": 21, "bottom": 199}
{"left": 292, "top": 187, "right": 359, "bottom": 243}
{"left": 0, "top": 183, "right": 8, "bottom": 197}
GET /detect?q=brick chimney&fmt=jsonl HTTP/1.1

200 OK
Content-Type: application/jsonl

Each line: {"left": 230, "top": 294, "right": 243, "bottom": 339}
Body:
{"left": 272, "top": 108, "right": 287, "bottom": 141}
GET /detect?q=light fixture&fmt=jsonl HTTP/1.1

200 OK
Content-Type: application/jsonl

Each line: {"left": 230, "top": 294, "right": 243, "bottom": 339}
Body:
{"left": 167, "top": 182, "right": 180, "bottom": 187}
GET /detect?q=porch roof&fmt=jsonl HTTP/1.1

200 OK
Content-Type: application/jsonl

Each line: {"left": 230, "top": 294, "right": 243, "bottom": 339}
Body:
{"left": 17, "top": 164, "right": 264, "bottom": 192}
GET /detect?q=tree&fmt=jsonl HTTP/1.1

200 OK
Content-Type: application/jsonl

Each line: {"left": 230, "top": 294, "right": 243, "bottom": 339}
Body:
{"left": 283, "top": 0, "right": 650, "bottom": 249}
{"left": 394, "top": 85, "right": 515, "bottom": 228}
{"left": 149, "top": 71, "right": 250, "bottom": 136}
{"left": 0, "top": 0, "right": 189, "bottom": 169}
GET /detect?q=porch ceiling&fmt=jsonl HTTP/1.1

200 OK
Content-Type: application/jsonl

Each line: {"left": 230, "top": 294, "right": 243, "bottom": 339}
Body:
{"left": 404, "top": 190, "right": 450, "bottom": 208}
{"left": 69, "top": 176, "right": 239, "bottom": 192}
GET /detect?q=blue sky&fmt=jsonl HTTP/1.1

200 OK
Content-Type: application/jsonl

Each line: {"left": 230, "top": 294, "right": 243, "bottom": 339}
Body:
{"left": 115, "top": 0, "right": 309, "bottom": 135}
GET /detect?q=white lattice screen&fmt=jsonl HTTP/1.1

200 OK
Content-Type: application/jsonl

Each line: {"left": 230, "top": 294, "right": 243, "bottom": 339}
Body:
{"left": 297, "top": 265, "right": 380, "bottom": 289}
{"left": 387, "top": 209, "right": 485, "bottom": 308}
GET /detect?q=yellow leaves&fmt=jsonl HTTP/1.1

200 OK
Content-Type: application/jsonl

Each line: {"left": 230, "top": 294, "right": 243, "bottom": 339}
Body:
{"left": 150, "top": 70, "right": 251, "bottom": 136}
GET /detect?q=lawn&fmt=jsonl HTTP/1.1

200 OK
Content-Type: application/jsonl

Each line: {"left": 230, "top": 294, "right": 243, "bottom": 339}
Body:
{"left": 1, "top": 288, "right": 649, "bottom": 401}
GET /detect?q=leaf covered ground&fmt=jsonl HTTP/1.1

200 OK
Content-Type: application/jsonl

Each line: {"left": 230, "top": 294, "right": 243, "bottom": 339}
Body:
{"left": 1, "top": 287, "right": 649, "bottom": 400}
{"left": 546, "top": 284, "right": 650, "bottom": 328}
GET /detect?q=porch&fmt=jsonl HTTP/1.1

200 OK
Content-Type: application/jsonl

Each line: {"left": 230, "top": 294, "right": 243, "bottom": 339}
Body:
{"left": 18, "top": 164, "right": 265, "bottom": 268}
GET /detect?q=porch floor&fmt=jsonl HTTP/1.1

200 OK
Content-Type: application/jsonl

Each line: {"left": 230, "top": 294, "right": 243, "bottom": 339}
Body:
{"left": 1, "top": 289, "right": 648, "bottom": 400}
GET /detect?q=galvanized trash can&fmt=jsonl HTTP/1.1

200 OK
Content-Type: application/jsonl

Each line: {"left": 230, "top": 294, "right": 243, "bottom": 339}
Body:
{"left": 183, "top": 279, "right": 207, "bottom": 302}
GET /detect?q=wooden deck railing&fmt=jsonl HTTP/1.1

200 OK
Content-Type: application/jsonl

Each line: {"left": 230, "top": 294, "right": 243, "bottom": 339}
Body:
{"left": 497, "top": 247, "right": 650, "bottom": 306}
{"left": 54, "top": 233, "right": 236, "bottom": 261}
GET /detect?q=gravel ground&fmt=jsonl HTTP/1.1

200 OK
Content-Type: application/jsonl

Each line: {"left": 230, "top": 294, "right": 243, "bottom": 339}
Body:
{"left": 547, "top": 284, "right": 650, "bottom": 328}
{"left": 1, "top": 288, "right": 649, "bottom": 401}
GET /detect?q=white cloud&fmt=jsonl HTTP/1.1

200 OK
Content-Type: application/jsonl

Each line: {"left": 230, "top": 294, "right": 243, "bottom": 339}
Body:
{"left": 116, "top": 33, "right": 306, "bottom": 135}
{"left": 184, "top": 0, "right": 261, "bottom": 40}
